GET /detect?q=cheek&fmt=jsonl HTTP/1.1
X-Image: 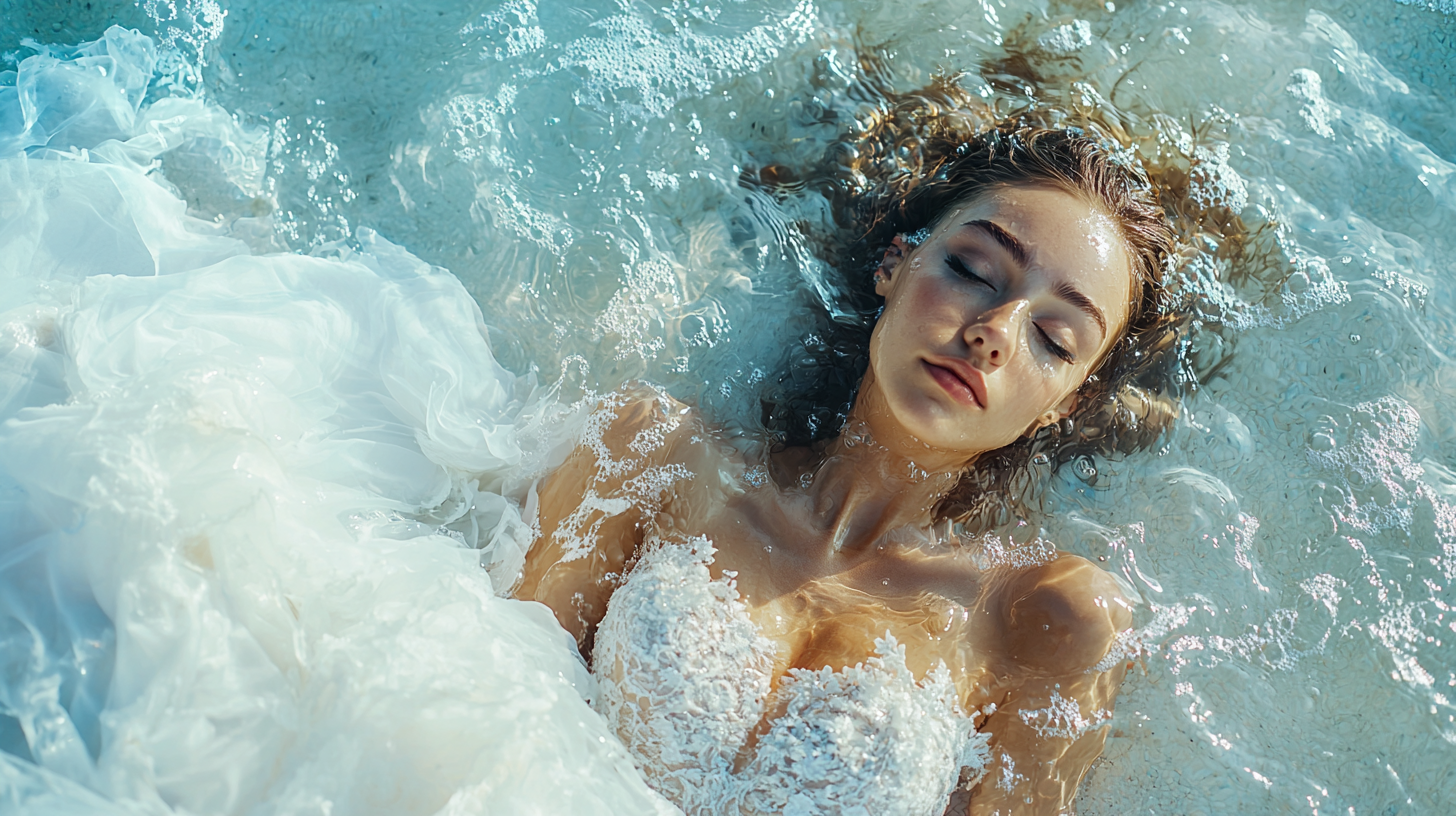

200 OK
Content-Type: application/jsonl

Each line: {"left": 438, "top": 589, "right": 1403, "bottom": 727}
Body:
{"left": 894, "top": 278, "right": 962, "bottom": 339}
{"left": 1004, "top": 361, "right": 1082, "bottom": 424}
{"left": 875, "top": 279, "right": 939, "bottom": 353}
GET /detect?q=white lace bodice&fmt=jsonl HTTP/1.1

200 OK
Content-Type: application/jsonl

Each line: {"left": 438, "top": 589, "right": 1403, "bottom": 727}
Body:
{"left": 592, "top": 536, "right": 991, "bottom": 816}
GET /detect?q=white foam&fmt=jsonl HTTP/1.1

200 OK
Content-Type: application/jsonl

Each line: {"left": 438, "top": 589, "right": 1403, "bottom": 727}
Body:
{"left": 1286, "top": 68, "right": 1337, "bottom": 138}
{"left": 1186, "top": 142, "right": 1249, "bottom": 214}
{"left": 460, "top": 0, "right": 546, "bottom": 62}
{"left": 1018, "top": 690, "right": 1111, "bottom": 739}
{"left": 1394, "top": 0, "right": 1456, "bottom": 14}
{"left": 1037, "top": 20, "right": 1093, "bottom": 55}
{"left": 550, "top": 0, "right": 818, "bottom": 119}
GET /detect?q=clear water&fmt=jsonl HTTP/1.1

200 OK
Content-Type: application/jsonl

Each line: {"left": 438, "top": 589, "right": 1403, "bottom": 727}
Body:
{"left": 0, "top": 0, "right": 1453, "bottom": 813}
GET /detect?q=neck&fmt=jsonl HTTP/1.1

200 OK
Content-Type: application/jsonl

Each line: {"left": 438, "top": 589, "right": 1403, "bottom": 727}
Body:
{"left": 774, "top": 376, "right": 974, "bottom": 555}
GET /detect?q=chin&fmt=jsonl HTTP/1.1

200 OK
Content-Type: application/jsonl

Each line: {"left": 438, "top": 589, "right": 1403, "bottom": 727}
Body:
{"left": 859, "top": 368, "right": 1002, "bottom": 459}
{"left": 871, "top": 403, "right": 998, "bottom": 461}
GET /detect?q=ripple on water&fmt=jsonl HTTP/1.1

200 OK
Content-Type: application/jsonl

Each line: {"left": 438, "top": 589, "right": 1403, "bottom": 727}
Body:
{"left": 1, "top": 0, "right": 1455, "bottom": 813}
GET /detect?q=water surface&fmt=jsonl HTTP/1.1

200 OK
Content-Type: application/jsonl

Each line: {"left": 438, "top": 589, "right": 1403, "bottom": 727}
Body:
{"left": 2, "top": 0, "right": 1454, "bottom": 813}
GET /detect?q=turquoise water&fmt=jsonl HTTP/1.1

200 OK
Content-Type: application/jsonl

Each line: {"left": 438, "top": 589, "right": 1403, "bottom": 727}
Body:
{"left": 1, "top": 0, "right": 1454, "bottom": 813}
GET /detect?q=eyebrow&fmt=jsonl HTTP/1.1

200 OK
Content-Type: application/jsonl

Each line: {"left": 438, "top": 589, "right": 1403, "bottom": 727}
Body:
{"left": 1054, "top": 281, "right": 1108, "bottom": 339}
{"left": 962, "top": 219, "right": 1108, "bottom": 340}
{"left": 963, "top": 219, "right": 1029, "bottom": 267}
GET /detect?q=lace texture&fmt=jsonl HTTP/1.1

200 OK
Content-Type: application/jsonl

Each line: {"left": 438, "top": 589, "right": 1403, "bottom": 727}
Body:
{"left": 593, "top": 536, "right": 990, "bottom": 816}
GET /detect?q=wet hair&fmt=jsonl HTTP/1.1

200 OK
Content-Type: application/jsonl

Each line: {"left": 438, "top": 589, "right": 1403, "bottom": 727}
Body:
{"left": 752, "top": 72, "right": 1188, "bottom": 531}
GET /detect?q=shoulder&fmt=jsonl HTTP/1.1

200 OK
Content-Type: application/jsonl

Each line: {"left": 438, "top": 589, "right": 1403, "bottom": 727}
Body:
{"left": 995, "top": 553, "right": 1133, "bottom": 676}
{"left": 583, "top": 381, "right": 699, "bottom": 466}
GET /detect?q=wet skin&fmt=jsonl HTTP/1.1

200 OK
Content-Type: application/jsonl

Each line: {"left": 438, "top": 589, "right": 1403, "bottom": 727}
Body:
{"left": 519, "top": 186, "right": 1138, "bottom": 815}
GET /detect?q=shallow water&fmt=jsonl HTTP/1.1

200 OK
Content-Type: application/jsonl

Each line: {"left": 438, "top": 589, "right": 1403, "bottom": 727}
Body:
{"left": 1, "top": 0, "right": 1454, "bottom": 814}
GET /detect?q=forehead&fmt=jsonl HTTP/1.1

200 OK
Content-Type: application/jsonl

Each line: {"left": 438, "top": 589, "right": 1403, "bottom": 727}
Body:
{"left": 933, "top": 185, "right": 1134, "bottom": 326}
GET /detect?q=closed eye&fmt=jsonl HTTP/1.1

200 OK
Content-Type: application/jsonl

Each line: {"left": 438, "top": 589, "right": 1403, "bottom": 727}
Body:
{"left": 947, "top": 252, "right": 1073, "bottom": 362}
{"left": 946, "top": 254, "right": 993, "bottom": 289}
{"left": 1036, "top": 324, "right": 1076, "bottom": 363}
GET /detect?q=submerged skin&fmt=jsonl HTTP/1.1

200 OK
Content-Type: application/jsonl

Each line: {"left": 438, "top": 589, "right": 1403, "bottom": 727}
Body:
{"left": 519, "top": 186, "right": 1138, "bottom": 815}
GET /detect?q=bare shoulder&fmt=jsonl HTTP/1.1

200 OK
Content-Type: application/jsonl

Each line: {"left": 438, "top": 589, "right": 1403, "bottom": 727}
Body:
{"left": 584, "top": 381, "right": 697, "bottom": 464}
{"left": 995, "top": 553, "right": 1134, "bottom": 676}
{"left": 519, "top": 381, "right": 705, "bottom": 650}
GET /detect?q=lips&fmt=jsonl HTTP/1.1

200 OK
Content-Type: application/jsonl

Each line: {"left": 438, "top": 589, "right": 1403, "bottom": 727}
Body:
{"left": 923, "top": 359, "right": 987, "bottom": 409}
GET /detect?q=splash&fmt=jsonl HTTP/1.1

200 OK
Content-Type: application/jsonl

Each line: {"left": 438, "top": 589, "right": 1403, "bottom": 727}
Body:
{"left": 138, "top": 0, "right": 226, "bottom": 88}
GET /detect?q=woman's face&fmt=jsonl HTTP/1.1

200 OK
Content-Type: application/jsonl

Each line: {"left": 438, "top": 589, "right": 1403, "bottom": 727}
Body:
{"left": 863, "top": 185, "right": 1133, "bottom": 459}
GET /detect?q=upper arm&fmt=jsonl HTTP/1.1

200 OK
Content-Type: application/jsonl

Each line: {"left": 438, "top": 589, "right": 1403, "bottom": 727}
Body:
{"left": 1000, "top": 555, "right": 1133, "bottom": 677}
{"left": 967, "top": 556, "right": 1134, "bottom": 815}
{"left": 515, "top": 384, "right": 696, "bottom": 652}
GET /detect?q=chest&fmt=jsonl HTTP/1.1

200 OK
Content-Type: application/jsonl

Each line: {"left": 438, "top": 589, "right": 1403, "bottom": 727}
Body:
{"left": 652, "top": 487, "right": 1005, "bottom": 705}
{"left": 590, "top": 534, "right": 993, "bottom": 816}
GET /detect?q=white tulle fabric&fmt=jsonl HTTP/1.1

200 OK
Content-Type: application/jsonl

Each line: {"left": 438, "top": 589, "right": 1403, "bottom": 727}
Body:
{"left": 594, "top": 535, "right": 991, "bottom": 816}
{"left": 0, "top": 28, "right": 673, "bottom": 816}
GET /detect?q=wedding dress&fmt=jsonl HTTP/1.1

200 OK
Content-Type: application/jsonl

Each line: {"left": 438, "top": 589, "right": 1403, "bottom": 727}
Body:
{"left": 593, "top": 534, "right": 991, "bottom": 816}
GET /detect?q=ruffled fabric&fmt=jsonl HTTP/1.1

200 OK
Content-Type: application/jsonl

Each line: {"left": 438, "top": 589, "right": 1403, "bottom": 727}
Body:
{"left": 593, "top": 535, "right": 990, "bottom": 816}
{"left": 0, "top": 27, "right": 671, "bottom": 816}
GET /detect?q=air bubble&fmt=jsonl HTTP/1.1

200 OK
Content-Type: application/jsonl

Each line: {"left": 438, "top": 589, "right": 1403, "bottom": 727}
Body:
{"left": 1073, "top": 456, "right": 1098, "bottom": 482}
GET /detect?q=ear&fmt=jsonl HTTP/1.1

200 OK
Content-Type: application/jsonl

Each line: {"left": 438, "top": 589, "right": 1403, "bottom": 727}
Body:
{"left": 875, "top": 235, "right": 912, "bottom": 297}
{"left": 1029, "top": 390, "right": 1078, "bottom": 435}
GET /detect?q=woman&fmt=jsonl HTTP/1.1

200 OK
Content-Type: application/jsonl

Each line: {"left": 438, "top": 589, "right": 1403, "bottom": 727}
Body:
{"left": 516, "top": 115, "right": 1178, "bottom": 815}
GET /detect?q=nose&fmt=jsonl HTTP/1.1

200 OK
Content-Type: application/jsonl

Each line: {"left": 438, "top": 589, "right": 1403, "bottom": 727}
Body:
{"left": 965, "top": 299, "right": 1027, "bottom": 368}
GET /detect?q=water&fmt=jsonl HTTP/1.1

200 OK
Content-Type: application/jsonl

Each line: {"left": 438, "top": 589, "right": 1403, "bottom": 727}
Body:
{"left": 1, "top": 0, "right": 1453, "bottom": 813}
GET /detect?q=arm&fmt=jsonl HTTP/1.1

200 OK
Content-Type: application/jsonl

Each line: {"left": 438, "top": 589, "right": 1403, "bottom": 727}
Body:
{"left": 516, "top": 384, "right": 696, "bottom": 653}
{"left": 968, "top": 556, "right": 1134, "bottom": 816}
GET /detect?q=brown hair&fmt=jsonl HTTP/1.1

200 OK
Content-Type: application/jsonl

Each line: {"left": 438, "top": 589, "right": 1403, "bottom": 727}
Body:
{"left": 753, "top": 73, "right": 1189, "bottom": 531}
